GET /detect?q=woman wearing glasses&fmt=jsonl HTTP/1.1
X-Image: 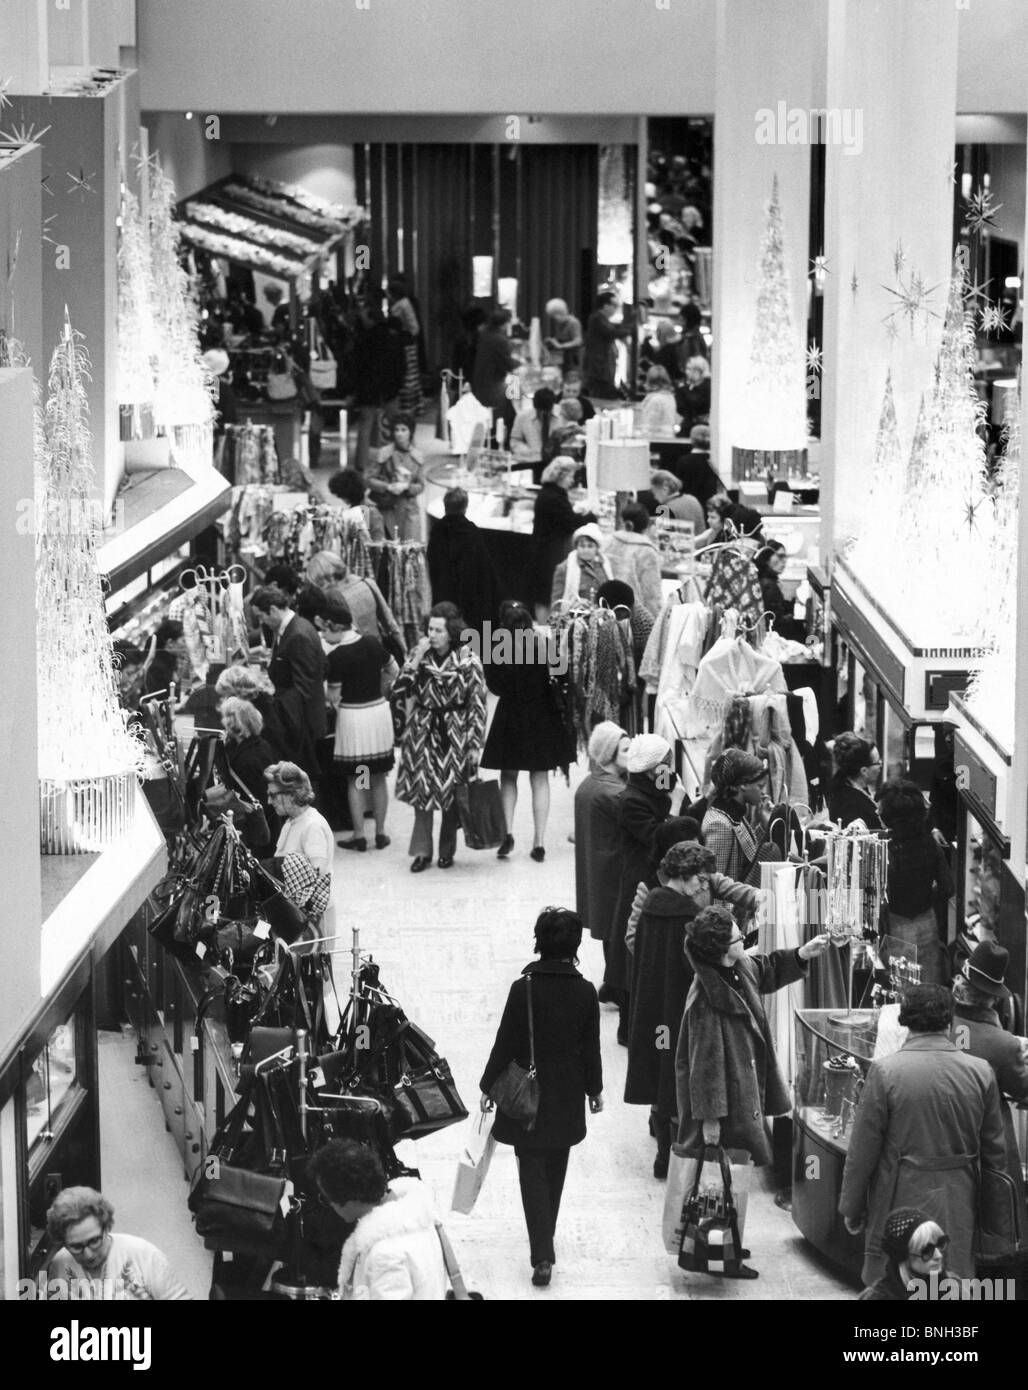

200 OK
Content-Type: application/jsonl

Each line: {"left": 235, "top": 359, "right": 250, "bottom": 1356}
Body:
{"left": 825, "top": 732, "right": 883, "bottom": 829}
{"left": 676, "top": 905, "right": 830, "bottom": 1278}
{"left": 859, "top": 1208, "right": 951, "bottom": 1301}
{"left": 45, "top": 1187, "right": 191, "bottom": 1299}
{"left": 625, "top": 840, "right": 760, "bottom": 1178}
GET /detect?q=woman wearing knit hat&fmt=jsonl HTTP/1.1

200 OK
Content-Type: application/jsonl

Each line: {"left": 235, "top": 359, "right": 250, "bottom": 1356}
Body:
{"left": 550, "top": 524, "right": 612, "bottom": 608}
{"left": 702, "top": 748, "right": 771, "bottom": 883}
{"left": 607, "top": 735, "right": 676, "bottom": 1045}
{"left": 574, "top": 723, "right": 630, "bottom": 991}
{"left": 858, "top": 1208, "right": 949, "bottom": 1301}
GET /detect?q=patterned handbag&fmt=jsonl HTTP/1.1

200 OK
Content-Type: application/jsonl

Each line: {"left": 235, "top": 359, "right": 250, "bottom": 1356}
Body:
{"left": 677, "top": 1146, "right": 746, "bottom": 1276}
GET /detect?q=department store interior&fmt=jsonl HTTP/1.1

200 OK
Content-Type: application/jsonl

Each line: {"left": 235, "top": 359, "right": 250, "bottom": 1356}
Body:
{"left": 1, "top": 0, "right": 1027, "bottom": 1314}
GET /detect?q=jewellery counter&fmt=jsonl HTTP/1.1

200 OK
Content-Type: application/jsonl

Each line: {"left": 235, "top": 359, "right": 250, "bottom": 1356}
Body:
{"left": 791, "top": 1007, "right": 878, "bottom": 1280}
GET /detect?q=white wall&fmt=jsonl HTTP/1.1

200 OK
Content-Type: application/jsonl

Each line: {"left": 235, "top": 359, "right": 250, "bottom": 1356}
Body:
{"left": 231, "top": 143, "right": 356, "bottom": 208}
{"left": 136, "top": 0, "right": 1026, "bottom": 117}
{"left": 144, "top": 111, "right": 233, "bottom": 200}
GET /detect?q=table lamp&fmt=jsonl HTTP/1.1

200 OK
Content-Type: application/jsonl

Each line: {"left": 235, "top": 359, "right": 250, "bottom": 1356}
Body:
{"left": 597, "top": 439, "right": 651, "bottom": 527}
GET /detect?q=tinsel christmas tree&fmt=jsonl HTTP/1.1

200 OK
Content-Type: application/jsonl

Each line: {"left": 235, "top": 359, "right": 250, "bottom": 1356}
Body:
{"left": 864, "top": 250, "right": 992, "bottom": 643}
{"left": 738, "top": 174, "right": 806, "bottom": 450}
{"left": 848, "top": 372, "right": 904, "bottom": 576}
{"left": 36, "top": 317, "right": 140, "bottom": 784}
{"left": 965, "top": 388, "right": 1021, "bottom": 746}
{"left": 147, "top": 156, "right": 214, "bottom": 440}
{"left": 116, "top": 185, "right": 158, "bottom": 409}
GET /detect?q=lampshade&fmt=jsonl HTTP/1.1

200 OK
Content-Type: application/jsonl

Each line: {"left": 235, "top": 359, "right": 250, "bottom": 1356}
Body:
{"left": 497, "top": 277, "right": 518, "bottom": 316}
{"left": 472, "top": 256, "right": 494, "bottom": 298}
{"left": 596, "top": 439, "right": 651, "bottom": 493}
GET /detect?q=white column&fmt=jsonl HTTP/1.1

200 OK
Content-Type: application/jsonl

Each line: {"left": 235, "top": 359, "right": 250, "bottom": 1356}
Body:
{"left": 711, "top": 0, "right": 816, "bottom": 482}
{"left": 1008, "top": 135, "right": 1028, "bottom": 922}
{"left": 0, "top": 0, "right": 48, "bottom": 92}
{"left": 819, "top": 0, "right": 958, "bottom": 556}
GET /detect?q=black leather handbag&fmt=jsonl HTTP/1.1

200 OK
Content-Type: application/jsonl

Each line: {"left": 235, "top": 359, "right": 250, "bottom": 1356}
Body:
{"left": 393, "top": 1029, "right": 468, "bottom": 1139}
{"left": 487, "top": 975, "right": 539, "bottom": 1130}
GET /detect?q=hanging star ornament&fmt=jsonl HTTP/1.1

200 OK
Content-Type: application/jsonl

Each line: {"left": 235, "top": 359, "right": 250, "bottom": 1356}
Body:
{"left": 963, "top": 273, "right": 993, "bottom": 314}
{"left": 42, "top": 213, "right": 58, "bottom": 247}
{"left": 882, "top": 265, "right": 942, "bottom": 334}
{"left": 0, "top": 78, "right": 13, "bottom": 115}
{"left": 66, "top": 166, "right": 96, "bottom": 198}
{"left": 850, "top": 268, "right": 859, "bottom": 298}
{"left": 964, "top": 186, "right": 1002, "bottom": 237}
{"left": 980, "top": 303, "right": 1010, "bottom": 336}
{"left": 809, "top": 253, "right": 831, "bottom": 279}
{"left": 0, "top": 117, "right": 52, "bottom": 146}
{"left": 40, "top": 172, "right": 53, "bottom": 197}
{"left": 962, "top": 492, "right": 983, "bottom": 537}
{"left": 805, "top": 342, "right": 823, "bottom": 376}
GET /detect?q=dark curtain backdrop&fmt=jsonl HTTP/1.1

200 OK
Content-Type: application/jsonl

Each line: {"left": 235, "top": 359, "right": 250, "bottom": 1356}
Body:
{"left": 356, "top": 143, "right": 601, "bottom": 376}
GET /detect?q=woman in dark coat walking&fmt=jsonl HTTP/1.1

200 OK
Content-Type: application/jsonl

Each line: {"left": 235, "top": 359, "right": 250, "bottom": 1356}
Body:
{"left": 573, "top": 722, "right": 629, "bottom": 952}
{"left": 625, "top": 840, "right": 757, "bottom": 1176}
{"left": 530, "top": 457, "right": 596, "bottom": 615}
{"left": 482, "top": 601, "right": 574, "bottom": 861}
{"left": 480, "top": 909, "right": 603, "bottom": 1289}
{"left": 676, "top": 905, "right": 829, "bottom": 1278}
{"left": 608, "top": 734, "right": 675, "bottom": 1044}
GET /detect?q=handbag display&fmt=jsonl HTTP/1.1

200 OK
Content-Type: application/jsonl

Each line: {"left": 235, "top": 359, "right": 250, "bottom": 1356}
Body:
{"left": 392, "top": 1030, "right": 468, "bottom": 1139}
{"left": 676, "top": 1146, "right": 747, "bottom": 1277}
{"left": 454, "top": 778, "right": 506, "bottom": 851}
{"left": 487, "top": 975, "right": 539, "bottom": 1130}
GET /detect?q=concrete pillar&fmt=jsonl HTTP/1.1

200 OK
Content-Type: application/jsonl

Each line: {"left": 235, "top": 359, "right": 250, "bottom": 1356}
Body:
{"left": 711, "top": 0, "right": 818, "bottom": 481}
{"left": 1008, "top": 136, "right": 1028, "bottom": 935}
{"left": 0, "top": 367, "right": 43, "bottom": 1039}
{"left": 0, "top": 143, "right": 44, "bottom": 375}
{"left": 0, "top": 0, "right": 48, "bottom": 93}
{"left": 819, "top": 0, "right": 958, "bottom": 556}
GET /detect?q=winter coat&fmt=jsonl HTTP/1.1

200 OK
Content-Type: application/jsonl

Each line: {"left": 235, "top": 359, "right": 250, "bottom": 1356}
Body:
{"left": 625, "top": 878, "right": 759, "bottom": 1115}
{"left": 702, "top": 802, "right": 762, "bottom": 882}
{"left": 839, "top": 1034, "right": 1009, "bottom": 1284}
{"left": 336, "top": 1179, "right": 448, "bottom": 1300}
{"left": 267, "top": 614, "right": 326, "bottom": 776}
{"left": 531, "top": 484, "right": 596, "bottom": 608}
{"left": 952, "top": 1002, "right": 1028, "bottom": 1252}
{"left": 480, "top": 959, "right": 602, "bottom": 1151}
{"left": 858, "top": 1263, "right": 915, "bottom": 1301}
{"left": 603, "top": 530, "right": 664, "bottom": 618}
{"left": 365, "top": 447, "right": 425, "bottom": 543}
{"left": 675, "top": 942, "right": 807, "bottom": 1164}
{"left": 393, "top": 645, "right": 487, "bottom": 811}
{"left": 426, "top": 513, "right": 498, "bottom": 636}
{"left": 608, "top": 773, "right": 673, "bottom": 994}
{"left": 481, "top": 651, "right": 571, "bottom": 773}
{"left": 573, "top": 763, "right": 626, "bottom": 941}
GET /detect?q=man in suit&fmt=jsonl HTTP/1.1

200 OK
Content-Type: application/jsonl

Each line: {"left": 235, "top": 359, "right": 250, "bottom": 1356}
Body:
{"left": 251, "top": 585, "right": 326, "bottom": 782}
{"left": 582, "top": 291, "right": 635, "bottom": 399}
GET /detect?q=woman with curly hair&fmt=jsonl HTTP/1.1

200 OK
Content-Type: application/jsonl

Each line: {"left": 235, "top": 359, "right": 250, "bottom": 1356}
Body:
{"left": 366, "top": 412, "right": 425, "bottom": 541}
{"left": 45, "top": 1187, "right": 190, "bottom": 1300}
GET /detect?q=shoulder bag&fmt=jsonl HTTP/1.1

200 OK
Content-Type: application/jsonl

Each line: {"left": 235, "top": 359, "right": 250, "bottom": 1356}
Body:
{"left": 267, "top": 351, "right": 300, "bottom": 401}
{"left": 487, "top": 975, "right": 539, "bottom": 1130}
{"left": 308, "top": 318, "right": 337, "bottom": 392}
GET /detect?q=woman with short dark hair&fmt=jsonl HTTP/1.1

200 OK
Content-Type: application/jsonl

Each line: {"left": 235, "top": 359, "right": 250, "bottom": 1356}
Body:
{"left": 327, "top": 467, "right": 386, "bottom": 542}
{"left": 308, "top": 1139, "right": 448, "bottom": 1300}
{"left": 603, "top": 501, "right": 664, "bottom": 619}
{"left": 877, "top": 778, "right": 953, "bottom": 984}
{"left": 480, "top": 908, "right": 603, "bottom": 1289}
{"left": 826, "top": 732, "right": 883, "bottom": 829}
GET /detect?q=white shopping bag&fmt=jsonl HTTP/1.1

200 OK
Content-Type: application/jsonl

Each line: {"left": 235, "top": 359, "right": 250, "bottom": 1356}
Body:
{"left": 450, "top": 1110, "right": 497, "bottom": 1215}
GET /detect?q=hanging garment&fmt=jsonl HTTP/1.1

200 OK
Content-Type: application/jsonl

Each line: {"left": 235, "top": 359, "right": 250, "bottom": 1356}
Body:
{"left": 704, "top": 548, "right": 766, "bottom": 648}
{"left": 651, "top": 601, "right": 711, "bottom": 746}
{"left": 688, "top": 636, "right": 787, "bottom": 737}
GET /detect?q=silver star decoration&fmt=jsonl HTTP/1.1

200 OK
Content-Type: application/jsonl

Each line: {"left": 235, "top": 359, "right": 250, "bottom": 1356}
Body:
{"left": 963, "top": 273, "right": 992, "bottom": 313}
{"left": 66, "top": 166, "right": 96, "bottom": 197}
{"left": 805, "top": 342, "right": 823, "bottom": 375}
{"left": 0, "top": 78, "right": 13, "bottom": 115}
{"left": 980, "top": 304, "right": 1009, "bottom": 336}
{"left": 40, "top": 173, "right": 53, "bottom": 197}
{"left": 42, "top": 213, "right": 58, "bottom": 247}
{"left": 945, "top": 159, "right": 959, "bottom": 189}
{"left": 132, "top": 145, "right": 161, "bottom": 182}
{"left": 0, "top": 117, "right": 51, "bottom": 146}
{"left": 809, "top": 254, "right": 830, "bottom": 279}
{"left": 882, "top": 266, "right": 942, "bottom": 334}
{"left": 893, "top": 241, "right": 906, "bottom": 277}
{"left": 963, "top": 493, "right": 982, "bottom": 537}
{"left": 850, "top": 269, "right": 859, "bottom": 298}
{"left": 884, "top": 319, "right": 900, "bottom": 343}
{"left": 964, "top": 186, "right": 1002, "bottom": 237}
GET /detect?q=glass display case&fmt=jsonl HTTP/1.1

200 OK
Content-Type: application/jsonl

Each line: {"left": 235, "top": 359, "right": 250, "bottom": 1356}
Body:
{"left": 792, "top": 1007, "right": 880, "bottom": 1280}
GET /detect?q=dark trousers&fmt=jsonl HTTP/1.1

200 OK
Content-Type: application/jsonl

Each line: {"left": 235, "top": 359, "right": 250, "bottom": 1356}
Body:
{"left": 409, "top": 803, "right": 459, "bottom": 859}
{"left": 515, "top": 1147, "right": 570, "bottom": 1265}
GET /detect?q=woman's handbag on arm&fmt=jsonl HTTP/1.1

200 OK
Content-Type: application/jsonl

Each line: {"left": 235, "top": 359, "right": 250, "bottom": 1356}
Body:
{"left": 487, "top": 976, "right": 539, "bottom": 1130}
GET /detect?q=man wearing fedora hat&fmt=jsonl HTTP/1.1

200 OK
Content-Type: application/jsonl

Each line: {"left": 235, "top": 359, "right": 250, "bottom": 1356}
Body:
{"left": 952, "top": 941, "right": 1028, "bottom": 1256}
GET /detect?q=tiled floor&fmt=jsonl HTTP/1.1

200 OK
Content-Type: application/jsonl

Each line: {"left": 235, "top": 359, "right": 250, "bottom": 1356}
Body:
{"left": 98, "top": 416, "right": 855, "bottom": 1300}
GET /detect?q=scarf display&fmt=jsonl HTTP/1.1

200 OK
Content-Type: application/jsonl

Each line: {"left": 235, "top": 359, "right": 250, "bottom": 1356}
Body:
{"left": 551, "top": 602, "right": 638, "bottom": 747}
{"left": 216, "top": 422, "right": 280, "bottom": 486}
{"left": 704, "top": 546, "right": 766, "bottom": 648}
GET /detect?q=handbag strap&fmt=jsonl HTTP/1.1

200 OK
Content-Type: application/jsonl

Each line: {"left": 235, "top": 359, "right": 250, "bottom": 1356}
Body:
{"left": 435, "top": 1222, "right": 470, "bottom": 1301}
{"left": 525, "top": 974, "right": 536, "bottom": 1073}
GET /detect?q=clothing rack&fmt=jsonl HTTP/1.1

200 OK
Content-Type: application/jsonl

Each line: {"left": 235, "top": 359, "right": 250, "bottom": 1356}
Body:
{"left": 169, "top": 564, "right": 250, "bottom": 675}
{"left": 216, "top": 419, "right": 280, "bottom": 487}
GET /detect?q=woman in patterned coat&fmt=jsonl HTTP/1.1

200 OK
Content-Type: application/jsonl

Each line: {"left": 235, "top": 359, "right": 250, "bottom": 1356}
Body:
{"left": 393, "top": 602, "right": 487, "bottom": 872}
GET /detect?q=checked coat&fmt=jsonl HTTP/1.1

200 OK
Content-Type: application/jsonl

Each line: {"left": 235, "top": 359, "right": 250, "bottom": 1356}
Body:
{"left": 392, "top": 645, "right": 487, "bottom": 812}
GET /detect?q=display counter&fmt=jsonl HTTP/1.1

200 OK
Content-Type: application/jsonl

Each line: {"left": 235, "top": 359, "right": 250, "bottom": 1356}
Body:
{"left": 792, "top": 1007, "right": 876, "bottom": 1280}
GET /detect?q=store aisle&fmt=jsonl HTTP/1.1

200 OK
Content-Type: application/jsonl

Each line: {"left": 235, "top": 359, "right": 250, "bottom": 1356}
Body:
{"left": 98, "top": 1030, "right": 212, "bottom": 1299}
{"left": 327, "top": 761, "right": 855, "bottom": 1301}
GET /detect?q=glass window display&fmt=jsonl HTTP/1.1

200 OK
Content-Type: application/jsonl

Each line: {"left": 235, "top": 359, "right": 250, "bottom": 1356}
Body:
{"left": 963, "top": 814, "right": 1001, "bottom": 940}
{"left": 882, "top": 697, "right": 906, "bottom": 779}
{"left": 26, "top": 1020, "right": 78, "bottom": 1155}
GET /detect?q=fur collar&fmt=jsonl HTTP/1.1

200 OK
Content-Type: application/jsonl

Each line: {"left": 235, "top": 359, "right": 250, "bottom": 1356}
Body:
{"left": 610, "top": 530, "right": 658, "bottom": 551}
{"left": 337, "top": 1179, "right": 436, "bottom": 1288}
{"left": 684, "top": 944, "right": 766, "bottom": 1041}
